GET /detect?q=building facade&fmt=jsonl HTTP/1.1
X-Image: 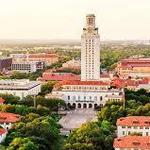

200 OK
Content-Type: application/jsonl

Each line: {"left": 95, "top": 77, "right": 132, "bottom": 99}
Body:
{"left": 11, "top": 53, "right": 59, "bottom": 66}
{"left": 113, "top": 136, "right": 150, "bottom": 150}
{"left": 81, "top": 14, "right": 100, "bottom": 81}
{"left": 0, "top": 79, "right": 41, "bottom": 99}
{"left": 11, "top": 61, "right": 44, "bottom": 73}
{"left": 50, "top": 80, "right": 124, "bottom": 109}
{"left": 117, "top": 116, "right": 150, "bottom": 137}
{"left": 116, "top": 58, "right": 150, "bottom": 78}
{"left": 0, "top": 57, "right": 12, "bottom": 72}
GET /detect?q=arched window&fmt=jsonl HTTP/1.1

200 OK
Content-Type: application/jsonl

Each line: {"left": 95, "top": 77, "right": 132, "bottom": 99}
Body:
{"left": 68, "top": 96, "right": 70, "bottom": 100}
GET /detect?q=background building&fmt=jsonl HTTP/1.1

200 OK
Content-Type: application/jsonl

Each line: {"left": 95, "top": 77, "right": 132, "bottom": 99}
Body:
{"left": 0, "top": 79, "right": 41, "bottom": 99}
{"left": 11, "top": 53, "right": 59, "bottom": 66}
{"left": 0, "top": 57, "right": 12, "bottom": 72}
{"left": 11, "top": 61, "right": 44, "bottom": 73}
{"left": 62, "top": 58, "right": 81, "bottom": 70}
{"left": 81, "top": 14, "right": 100, "bottom": 81}
{"left": 116, "top": 58, "right": 150, "bottom": 78}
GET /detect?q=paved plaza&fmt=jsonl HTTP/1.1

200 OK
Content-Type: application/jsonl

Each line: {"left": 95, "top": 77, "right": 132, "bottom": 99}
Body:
{"left": 59, "top": 109, "right": 97, "bottom": 131}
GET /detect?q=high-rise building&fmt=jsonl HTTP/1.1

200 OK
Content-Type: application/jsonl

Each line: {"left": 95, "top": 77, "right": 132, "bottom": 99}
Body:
{"left": 49, "top": 14, "right": 124, "bottom": 109}
{"left": 81, "top": 14, "right": 100, "bottom": 81}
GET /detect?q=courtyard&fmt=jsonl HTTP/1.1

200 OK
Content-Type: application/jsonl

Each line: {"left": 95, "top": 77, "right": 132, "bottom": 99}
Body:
{"left": 59, "top": 108, "right": 97, "bottom": 131}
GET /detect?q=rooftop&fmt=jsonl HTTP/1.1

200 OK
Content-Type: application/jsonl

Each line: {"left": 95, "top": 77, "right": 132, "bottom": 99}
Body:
{"left": 120, "top": 58, "right": 150, "bottom": 68}
{"left": 111, "top": 77, "right": 149, "bottom": 88}
{"left": 114, "top": 136, "right": 150, "bottom": 149}
{"left": 0, "top": 79, "right": 40, "bottom": 90}
{"left": 0, "top": 112, "right": 20, "bottom": 123}
{"left": 117, "top": 116, "right": 150, "bottom": 127}
{"left": 60, "top": 80, "right": 110, "bottom": 86}
{"left": 41, "top": 72, "right": 80, "bottom": 81}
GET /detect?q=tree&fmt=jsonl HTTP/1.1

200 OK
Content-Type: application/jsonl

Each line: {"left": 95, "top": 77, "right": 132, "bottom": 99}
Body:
{"left": 3, "top": 115, "right": 60, "bottom": 150}
{"left": 6, "top": 137, "right": 38, "bottom": 150}
{"left": 63, "top": 121, "right": 114, "bottom": 150}
{"left": 40, "top": 81, "right": 57, "bottom": 96}
{"left": 0, "top": 94, "right": 20, "bottom": 104}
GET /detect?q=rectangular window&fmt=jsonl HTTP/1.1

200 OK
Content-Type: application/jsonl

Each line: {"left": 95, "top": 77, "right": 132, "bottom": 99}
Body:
{"left": 146, "top": 132, "right": 149, "bottom": 136}
{"left": 68, "top": 96, "right": 70, "bottom": 100}
{"left": 122, "top": 131, "right": 125, "bottom": 135}
{"left": 94, "top": 96, "right": 97, "bottom": 100}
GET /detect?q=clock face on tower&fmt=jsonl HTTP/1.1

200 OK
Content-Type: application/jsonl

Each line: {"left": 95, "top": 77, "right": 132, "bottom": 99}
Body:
{"left": 88, "top": 18, "right": 94, "bottom": 25}
{"left": 87, "top": 27, "right": 93, "bottom": 33}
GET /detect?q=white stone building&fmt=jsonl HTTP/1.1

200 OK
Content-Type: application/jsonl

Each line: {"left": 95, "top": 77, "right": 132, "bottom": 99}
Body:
{"left": 117, "top": 116, "right": 150, "bottom": 137}
{"left": 51, "top": 80, "right": 124, "bottom": 109}
{"left": 0, "top": 79, "right": 41, "bottom": 99}
{"left": 81, "top": 14, "right": 100, "bottom": 81}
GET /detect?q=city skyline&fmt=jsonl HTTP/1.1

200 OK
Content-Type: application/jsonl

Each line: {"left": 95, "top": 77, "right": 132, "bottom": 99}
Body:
{"left": 0, "top": 0, "right": 150, "bottom": 40}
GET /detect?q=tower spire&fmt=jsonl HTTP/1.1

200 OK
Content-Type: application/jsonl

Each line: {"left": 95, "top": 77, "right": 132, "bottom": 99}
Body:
{"left": 81, "top": 14, "right": 100, "bottom": 81}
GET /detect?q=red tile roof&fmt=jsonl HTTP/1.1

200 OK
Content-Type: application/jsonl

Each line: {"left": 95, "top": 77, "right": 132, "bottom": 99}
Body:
{"left": 42, "top": 72, "right": 80, "bottom": 81}
{"left": 120, "top": 59, "right": 150, "bottom": 68}
{"left": 60, "top": 80, "right": 110, "bottom": 86}
{"left": 114, "top": 136, "right": 150, "bottom": 149}
{"left": 117, "top": 116, "right": 150, "bottom": 127}
{"left": 0, "top": 98, "right": 5, "bottom": 104}
{"left": 111, "top": 78, "right": 126, "bottom": 88}
{"left": 0, "top": 128, "right": 6, "bottom": 135}
{"left": 111, "top": 77, "right": 149, "bottom": 88}
{"left": 0, "top": 112, "right": 20, "bottom": 123}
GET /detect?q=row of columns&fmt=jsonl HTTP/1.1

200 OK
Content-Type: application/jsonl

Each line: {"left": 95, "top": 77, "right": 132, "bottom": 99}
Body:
{"left": 67, "top": 103, "right": 99, "bottom": 109}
